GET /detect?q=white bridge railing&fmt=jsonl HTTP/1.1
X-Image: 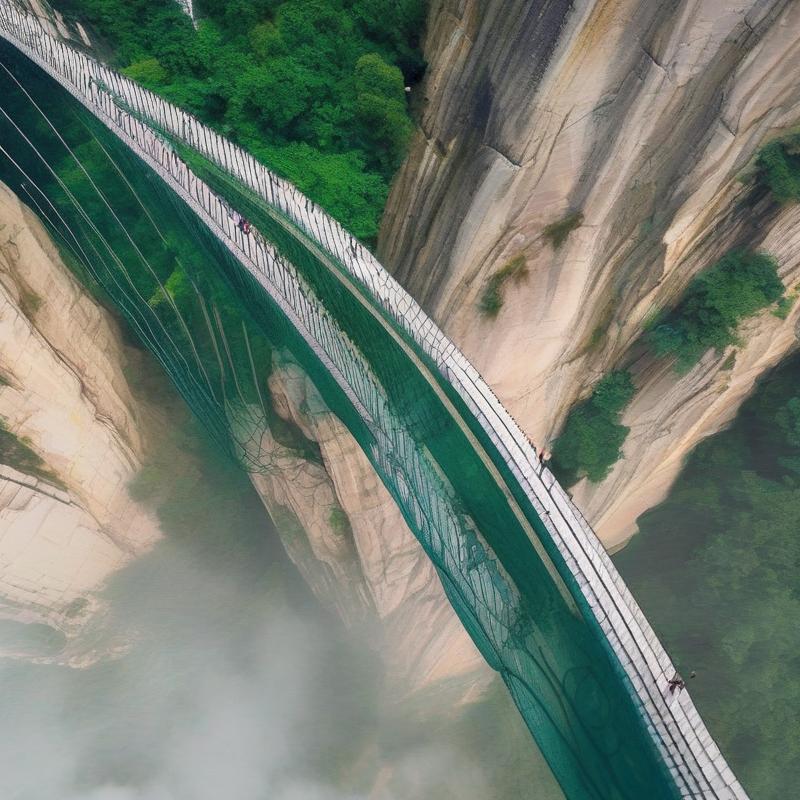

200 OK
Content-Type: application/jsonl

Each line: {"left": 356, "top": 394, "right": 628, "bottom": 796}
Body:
{"left": 0, "top": 5, "right": 748, "bottom": 798}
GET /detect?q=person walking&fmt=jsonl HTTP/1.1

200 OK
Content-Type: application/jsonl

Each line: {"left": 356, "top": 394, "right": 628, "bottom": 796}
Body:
{"left": 667, "top": 674, "right": 685, "bottom": 694}
{"left": 668, "top": 671, "right": 696, "bottom": 694}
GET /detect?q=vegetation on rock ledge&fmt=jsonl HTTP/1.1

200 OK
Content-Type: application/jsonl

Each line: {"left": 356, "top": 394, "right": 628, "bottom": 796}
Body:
{"left": 551, "top": 370, "right": 635, "bottom": 485}
{"left": 478, "top": 254, "right": 527, "bottom": 317}
{"left": 646, "top": 249, "right": 783, "bottom": 374}
{"left": 755, "top": 132, "right": 800, "bottom": 204}
{"left": 0, "top": 419, "right": 66, "bottom": 489}
{"left": 543, "top": 211, "right": 583, "bottom": 249}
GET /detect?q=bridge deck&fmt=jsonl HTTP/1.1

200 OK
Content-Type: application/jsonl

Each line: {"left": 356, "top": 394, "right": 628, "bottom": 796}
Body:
{"left": 0, "top": 4, "right": 749, "bottom": 798}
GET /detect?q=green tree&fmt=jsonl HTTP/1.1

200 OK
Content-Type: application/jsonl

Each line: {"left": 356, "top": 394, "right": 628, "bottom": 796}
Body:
{"left": 122, "top": 57, "right": 167, "bottom": 87}
{"left": 354, "top": 53, "right": 413, "bottom": 171}
{"left": 551, "top": 371, "right": 636, "bottom": 484}
{"left": 230, "top": 59, "right": 318, "bottom": 136}
{"left": 249, "top": 21, "right": 285, "bottom": 61}
{"left": 647, "top": 250, "right": 783, "bottom": 373}
{"left": 756, "top": 135, "right": 800, "bottom": 204}
{"left": 52, "top": 0, "right": 426, "bottom": 239}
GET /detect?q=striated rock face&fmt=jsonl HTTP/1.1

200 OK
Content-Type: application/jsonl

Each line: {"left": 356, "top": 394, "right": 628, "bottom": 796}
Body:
{"left": 0, "top": 178, "right": 486, "bottom": 699}
{"left": 16, "top": 0, "right": 94, "bottom": 47}
{"left": 379, "top": 0, "right": 800, "bottom": 543}
{"left": 250, "top": 356, "right": 490, "bottom": 703}
{"left": 0, "top": 182, "right": 162, "bottom": 661}
{"left": 575, "top": 206, "right": 800, "bottom": 546}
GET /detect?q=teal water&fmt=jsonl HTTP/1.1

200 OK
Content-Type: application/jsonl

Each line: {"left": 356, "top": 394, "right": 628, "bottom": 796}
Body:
{"left": 615, "top": 353, "right": 800, "bottom": 800}
{"left": 0, "top": 41, "right": 681, "bottom": 798}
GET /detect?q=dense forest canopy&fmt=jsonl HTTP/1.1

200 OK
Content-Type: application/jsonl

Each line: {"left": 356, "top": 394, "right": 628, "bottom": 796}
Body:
{"left": 53, "top": 0, "right": 427, "bottom": 243}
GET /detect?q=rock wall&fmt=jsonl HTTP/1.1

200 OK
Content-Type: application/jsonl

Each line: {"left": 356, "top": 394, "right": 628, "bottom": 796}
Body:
{"left": 379, "top": 0, "right": 800, "bottom": 543}
{"left": 251, "top": 356, "right": 490, "bottom": 703}
{"left": 0, "top": 178, "right": 486, "bottom": 701}
{"left": 13, "top": 0, "right": 800, "bottom": 699}
{"left": 0, "top": 181, "right": 162, "bottom": 661}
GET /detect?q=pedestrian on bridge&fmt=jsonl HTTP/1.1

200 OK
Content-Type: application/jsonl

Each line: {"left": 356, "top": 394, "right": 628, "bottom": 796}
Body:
{"left": 668, "top": 671, "right": 696, "bottom": 694}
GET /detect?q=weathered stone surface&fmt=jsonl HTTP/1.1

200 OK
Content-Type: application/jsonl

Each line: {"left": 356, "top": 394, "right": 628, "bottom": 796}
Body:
{"left": 379, "top": 0, "right": 800, "bottom": 543}
{"left": 0, "top": 182, "right": 161, "bottom": 660}
{"left": 251, "top": 356, "right": 490, "bottom": 702}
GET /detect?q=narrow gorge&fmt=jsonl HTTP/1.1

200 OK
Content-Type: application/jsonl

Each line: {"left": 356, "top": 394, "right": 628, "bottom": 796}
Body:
{"left": 0, "top": 0, "right": 798, "bottom": 797}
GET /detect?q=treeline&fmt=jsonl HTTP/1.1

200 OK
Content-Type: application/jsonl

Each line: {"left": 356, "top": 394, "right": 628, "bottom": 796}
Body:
{"left": 53, "top": 0, "right": 427, "bottom": 243}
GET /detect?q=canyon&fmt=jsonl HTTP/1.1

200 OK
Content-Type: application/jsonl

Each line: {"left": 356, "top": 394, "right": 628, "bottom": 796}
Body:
{"left": 380, "top": 0, "right": 800, "bottom": 546}
{"left": 2, "top": 0, "right": 799, "bottom": 715}
{"left": 0, "top": 180, "right": 162, "bottom": 662}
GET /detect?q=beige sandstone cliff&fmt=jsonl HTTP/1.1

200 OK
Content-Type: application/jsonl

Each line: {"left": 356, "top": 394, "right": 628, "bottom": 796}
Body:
{"left": 9, "top": 0, "right": 800, "bottom": 701}
{"left": 0, "top": 181, "right": 162, "bottom": 661}
{"left": 250, "top": 356, "right": 490, "bottom": 703}
{"left": 379, "top": 0, "right": 800, "bottom": 544}
{"left": 0, "top": 175, "right": 485, "bottom": 701}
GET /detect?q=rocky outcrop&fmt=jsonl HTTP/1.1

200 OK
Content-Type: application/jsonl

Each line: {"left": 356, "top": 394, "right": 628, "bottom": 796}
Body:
{"left": 0, "top": 181, "right": 162, "bottom": 661}
{"left": 575, "top": 206, "right": 800, "bottom": 546}
{"left": 379, "top": 0, "right": 800, "bottom": 543}
{"left": 250, "top": 356, "right": 490, "bottom": 703}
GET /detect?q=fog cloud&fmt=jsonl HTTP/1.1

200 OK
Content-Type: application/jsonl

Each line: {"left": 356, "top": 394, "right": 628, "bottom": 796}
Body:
{"left": 0, "top": 529, "right": 507, "bottom": 800}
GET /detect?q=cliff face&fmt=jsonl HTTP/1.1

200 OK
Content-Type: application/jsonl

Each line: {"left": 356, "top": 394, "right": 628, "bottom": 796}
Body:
{"left": 0, "top": 176, "right": 485, "bottom": 701}
{"left": 0, "top": 182, "right": 162, "bottom": 661}
{"left": 9, "top": 0, "right": 799, "bottom": 700}
{"left": 379, "top": 0, "right": 800, "bottom": 543}
{"left": 251, "top": 356, "right": 490, "bottom": 702}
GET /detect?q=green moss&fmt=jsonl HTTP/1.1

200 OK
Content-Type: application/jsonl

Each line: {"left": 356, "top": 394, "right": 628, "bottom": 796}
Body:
{"left": 638, "top": 216, "right": 655, "bottom": 240}
{"left": 328, "top": 505, "right": 351, "bottom": 537}
{"left": 551, "top": 370, "right": 636, "bottom": 486}
{"left": 18, "top": 285, "right": 43, "bottom": 318}
{"left": 543, "top": 211, "right": 583, "bottom": 249}
{"left": 478, "top": 253, "right": 528, "bottom": 318}
{"left": 588, "top": 325, "right": 606, "bottom": 350}
{"left": 647, "top": 249, "right": 784, "bottom": 373}
{"left": 584, "top": 302, "right": 615, "bottom": 354}
{"left": 0, "top": 419, "right": 66, "bottom": 488}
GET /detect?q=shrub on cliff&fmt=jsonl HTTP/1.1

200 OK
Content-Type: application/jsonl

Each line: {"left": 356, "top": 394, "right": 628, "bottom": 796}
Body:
{"left": 646, "top": 250, "right": 783, "bottom": 373}
{"left": 756, "top": 134, "right": 800, "bottom": 204}
{"left": 551, "top": 370, "right": 636, "bottom": 485}
{"left": 543, "top": 211, "right": 583, "bottom": 249}
{"left": 478, "top": 254, "right": 528, "bottom": 317}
